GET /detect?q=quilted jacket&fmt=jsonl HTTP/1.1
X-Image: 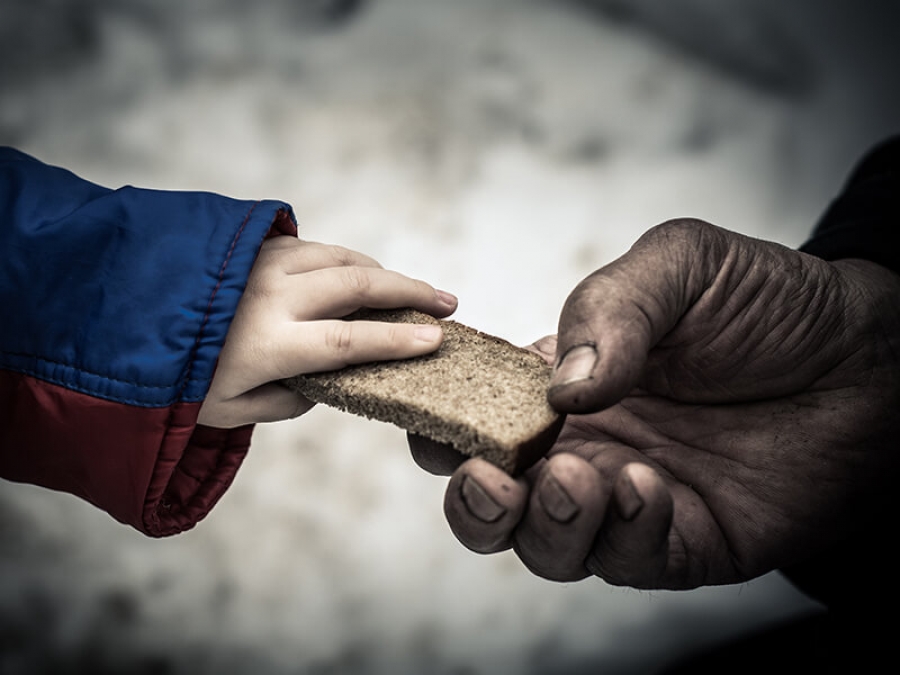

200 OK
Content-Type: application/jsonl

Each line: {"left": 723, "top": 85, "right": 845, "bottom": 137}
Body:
{"left": 0, "top": 147, "right": 296, "bottom": 536}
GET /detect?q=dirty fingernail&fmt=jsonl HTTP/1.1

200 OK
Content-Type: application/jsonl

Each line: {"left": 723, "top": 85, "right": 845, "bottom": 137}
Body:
{"left": 617, "top": 473, "right": 644, "bottom": 522}
{"left": 460, "top": 475, "right": 506, "bottom": 523}
{"left": 552, "top": 343, "right": 598, "bottom": 387}
{"left": 538, "top": 473, "right": 580, "bottom": 523}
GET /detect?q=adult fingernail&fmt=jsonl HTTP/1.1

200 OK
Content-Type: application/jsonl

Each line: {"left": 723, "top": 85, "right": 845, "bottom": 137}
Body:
{"left": 617, "top": 473, "right": 644, "bottom": 522}
{"left": 415, "top": 325, "right": 443, "bottom": 343}
{"left": 552, "top": 344, "right": 598, "bottom": 387}
{"left": 538, "top": 473, "right": 580, "bottom": 523}
{"left": 460, "top": 476, "right": 506, "bottom": 523}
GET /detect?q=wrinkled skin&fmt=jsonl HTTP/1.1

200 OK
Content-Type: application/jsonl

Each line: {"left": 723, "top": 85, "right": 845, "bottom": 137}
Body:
{"left": 411, "top": 219, "right": 900, "bottom": 589}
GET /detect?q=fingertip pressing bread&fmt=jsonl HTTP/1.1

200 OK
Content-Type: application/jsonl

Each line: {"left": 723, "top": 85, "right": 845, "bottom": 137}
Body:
{"left": 282, "top": 308, "right": 564, "bottom": 474}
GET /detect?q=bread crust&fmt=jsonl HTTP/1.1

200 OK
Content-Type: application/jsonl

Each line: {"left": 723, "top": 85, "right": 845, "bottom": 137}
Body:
{"left": 282, "top": 309, "right": 564, "bottom": 474}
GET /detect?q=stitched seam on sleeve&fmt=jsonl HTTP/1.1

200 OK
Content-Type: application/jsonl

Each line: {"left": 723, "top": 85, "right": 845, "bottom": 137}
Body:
{"left": 175, "top": 201, "right": 259, "bottom": 400}
{"left": 1, "top": 203, "right": 271, "bottom": 398}
{"left": 143, "top": 202, "right": 261, "bottom": 533}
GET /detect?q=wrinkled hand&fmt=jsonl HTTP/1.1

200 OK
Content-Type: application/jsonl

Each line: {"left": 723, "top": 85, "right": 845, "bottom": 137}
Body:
{"left": 412, "top": 219, "right": 900, "bottom": 589}
{"left": 199, "top": 236, "right": 457, "bottom": 428}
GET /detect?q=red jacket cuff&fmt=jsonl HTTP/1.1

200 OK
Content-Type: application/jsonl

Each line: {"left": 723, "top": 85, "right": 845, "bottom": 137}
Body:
{"left": 0, "top": 373, "right": 252, "bottom": 536}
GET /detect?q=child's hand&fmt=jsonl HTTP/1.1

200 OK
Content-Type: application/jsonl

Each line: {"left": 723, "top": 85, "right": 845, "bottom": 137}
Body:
{"left": 198, "top": 237, "right": 458, "bottom": 428}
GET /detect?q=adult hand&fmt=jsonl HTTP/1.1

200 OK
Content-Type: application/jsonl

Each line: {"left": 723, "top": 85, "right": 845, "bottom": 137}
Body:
{"left": 414, "top": 219, "right": 900, "bottom": 589}
{"left": 199, "top": 236, "right": 457, "bottom": 428}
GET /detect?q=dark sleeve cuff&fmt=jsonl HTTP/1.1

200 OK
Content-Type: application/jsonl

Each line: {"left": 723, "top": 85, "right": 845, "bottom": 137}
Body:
{"left": 784, "top": 135, "right": 900, "bottom": 612}
{"left": 799, "top": 135, "right": 900, "bottom": 275}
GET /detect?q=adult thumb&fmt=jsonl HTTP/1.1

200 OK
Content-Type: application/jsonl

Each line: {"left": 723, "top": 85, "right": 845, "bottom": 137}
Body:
{"left": 548, "top": 219, "right": 722, "bottom": 413}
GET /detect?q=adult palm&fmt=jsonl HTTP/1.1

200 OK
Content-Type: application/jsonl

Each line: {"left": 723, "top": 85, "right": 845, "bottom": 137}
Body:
{"left": 416, "top": 220, "right": 900, "bottom": 589}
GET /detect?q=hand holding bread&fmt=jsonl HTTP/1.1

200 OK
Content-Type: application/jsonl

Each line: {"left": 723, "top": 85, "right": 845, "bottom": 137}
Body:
{"left": 198, "top": 238, "right": 457, "bottom": 429}
{"left": 283, "top": 309, "right": 564, "bottom": 475}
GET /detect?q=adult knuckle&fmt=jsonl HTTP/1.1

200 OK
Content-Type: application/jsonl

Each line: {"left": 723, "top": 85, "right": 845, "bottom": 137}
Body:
{"left": 647, "top": 217, "right": 715, "bottom": 243}
{"left": 562, "top": 270, "right": 609, "bottom": 318}
{"left": 585, "top": 551, "right": 629, "bottom": 585}
{"left": 514, "top": 539, "right": 583, "bottom": 582}
{"left": 643, "top": 218, "right": 725, "bottom": 260}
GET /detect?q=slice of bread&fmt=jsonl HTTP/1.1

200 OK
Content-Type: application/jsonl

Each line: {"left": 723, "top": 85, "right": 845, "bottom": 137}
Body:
{"left": 282, "top": 308, "right": 564, "bottom": 474}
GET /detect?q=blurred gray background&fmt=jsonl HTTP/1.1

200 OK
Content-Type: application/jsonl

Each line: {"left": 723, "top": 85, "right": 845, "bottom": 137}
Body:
{"left": 2, "top": 1, "right": 898, "bottom": 673}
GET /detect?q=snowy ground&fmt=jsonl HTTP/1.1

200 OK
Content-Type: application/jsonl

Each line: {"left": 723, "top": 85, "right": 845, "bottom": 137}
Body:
{"left": 2, "top": 1, "right": 899, "bottom": 673}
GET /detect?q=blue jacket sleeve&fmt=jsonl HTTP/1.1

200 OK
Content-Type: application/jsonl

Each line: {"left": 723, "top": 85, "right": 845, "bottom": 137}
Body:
{"left": 0, "top": 147, "right": 298, "bottom": 535}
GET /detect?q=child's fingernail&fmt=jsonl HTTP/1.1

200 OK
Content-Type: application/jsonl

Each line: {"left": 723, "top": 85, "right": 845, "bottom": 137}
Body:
{"left": 415, "top": 325, "right": 443, "bottom": 343}
{"left": 531, "top": 335, "right": 558, "bottom": 360}
{"left": 552, "top": 343, "right": 598, "bottom": 387}
{"left": 460, "top": 476, "right": 506, "bottom": 523}
{"left": 436, "top": 289, "right": 458, "bottom": 306}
